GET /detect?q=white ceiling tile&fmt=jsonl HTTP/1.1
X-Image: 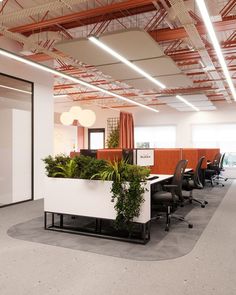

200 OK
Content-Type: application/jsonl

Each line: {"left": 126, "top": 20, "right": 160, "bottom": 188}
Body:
{"left": 123, "top": 74, "right": 192, "bottom": 90}
{"left": 55, "top": 38, "right": 118, "bottom": 66}
{"left": 134, "top": 57, "right": 181, "bottom": 76}
{"left": 97, "top": 63, "right": 142, "bottom": 80}
{"left": 180, "top": 94, "right": 208, "bottom": 101}
{"left": 175, "top": 107, "right": 197, "bottom": 112}
{"left": 100, "top": 29, "right": 164, "bottom": 60}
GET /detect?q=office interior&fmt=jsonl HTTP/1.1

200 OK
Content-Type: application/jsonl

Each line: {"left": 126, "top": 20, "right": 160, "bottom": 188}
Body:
{"left": 1, "top": 0, "right": 236, "bottom": 294}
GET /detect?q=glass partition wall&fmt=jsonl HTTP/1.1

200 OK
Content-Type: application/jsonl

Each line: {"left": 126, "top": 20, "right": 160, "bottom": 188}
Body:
{"left": 0, "top": 73, "right": 33, "bottom": 207}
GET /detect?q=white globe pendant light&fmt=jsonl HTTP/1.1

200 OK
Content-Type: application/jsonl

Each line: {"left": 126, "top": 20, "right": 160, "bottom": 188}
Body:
{"left": 60, "top": 112, "right": 74, "bottom": 126}
{"left": 78, "top": 109, "right": 96, "bottom": 127}
{"left": 69, "top": 106, "right": 82, "bottom": 120}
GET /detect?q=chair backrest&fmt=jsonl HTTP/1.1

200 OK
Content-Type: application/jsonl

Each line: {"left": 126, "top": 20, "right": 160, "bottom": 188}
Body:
{"left": 220, "top": 153, "right": 225, "bottom": 170}
{"left": 213, "top": 153, "right": 221, "bottom": 167}
{"left": 171, "top": 159, "right": 188, "bottom": 200}
{"left": 193, "top": 156, "right": 205, "bottom": 188}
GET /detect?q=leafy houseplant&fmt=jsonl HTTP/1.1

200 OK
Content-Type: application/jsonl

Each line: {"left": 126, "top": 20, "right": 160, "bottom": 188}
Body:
{"left": 43, "top": 155, "right": 150, "bottom": 231}
{"left": 43, "top": 155, "right": 107, "bottom": 179}
{"left": 51, "top": 159, "right": 77, "bottom": 178}
{"left": 43, "top": 154, "right": 71, "bottom": 177}
{"left": 106, "top": 126, "right": 119, "bottom": 148}
{"left": 93, "top": 160, "right": 150, "bottom": 230}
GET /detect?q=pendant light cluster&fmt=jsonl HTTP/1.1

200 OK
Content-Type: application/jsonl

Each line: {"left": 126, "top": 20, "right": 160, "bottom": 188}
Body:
{"left": 60, "top": 106, "right": 96, "bottom": 127}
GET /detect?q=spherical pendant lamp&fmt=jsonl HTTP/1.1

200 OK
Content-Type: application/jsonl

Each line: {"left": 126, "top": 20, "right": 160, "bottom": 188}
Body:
{"left": 78, "top": 109, "right": 96, "bottom": 127}
{"left": 60, "top": 112, "right": 74, "bottom": 126}
{"left": 69, "top": 106, "right": 82, "bottom": 120}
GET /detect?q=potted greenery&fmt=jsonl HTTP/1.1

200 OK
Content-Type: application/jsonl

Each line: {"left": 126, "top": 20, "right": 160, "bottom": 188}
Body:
{"left": 106, "top": 126, "right": 119, "bottom": 148}
{"left": 43, "top": 155, "right": 151, "bottom": 230}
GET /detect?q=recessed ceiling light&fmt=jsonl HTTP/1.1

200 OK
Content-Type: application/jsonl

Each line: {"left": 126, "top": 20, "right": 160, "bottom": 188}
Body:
{"left": 0, "top": 48, "right": 159, "bottom": 113}
{"left": 176, "top": 95, "right": 200, "bottom": 111}
{"left": 0, "top": 84, "right": 32, "bottom": 94}
{"left": 88, "top": 36, "right": 166, "bottom": 90}
{"left": 196, "top": 0, "right": 236, "bottom": 101}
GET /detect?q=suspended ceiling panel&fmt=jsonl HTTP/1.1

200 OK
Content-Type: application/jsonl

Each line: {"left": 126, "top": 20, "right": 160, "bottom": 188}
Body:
{"left": 97, "top": 57, "right": 181, "bottom": 81}
{"left": 55, "top": 29, "right": 164, "bottom": 66}
{"left": 168, "top": 101, "right": 213, "bottom": 108}
{"left": 100, "top": 29, "right": 164, "bottom": 60}
{"left": 158, "top": 94, "right": 208, "bottom": 103}
{"left": 124, "top": 74, "right": 193, "bottom": 90}
{"left": 176, "top": 106, "right": 216, "bottom": 112}
{"left": 97, "top": 63, "right": 142, "bottom": 80}
{"left": 134, "top": 57, "right": 181, "bottom": 77}
{"left": 55, "top": 38, "right": 118, "bottom": 66}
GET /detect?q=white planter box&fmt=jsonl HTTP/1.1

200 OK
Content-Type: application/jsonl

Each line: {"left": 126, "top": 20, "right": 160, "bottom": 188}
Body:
{"left": 44, "top": 178, "right": 151, "bottom": 224}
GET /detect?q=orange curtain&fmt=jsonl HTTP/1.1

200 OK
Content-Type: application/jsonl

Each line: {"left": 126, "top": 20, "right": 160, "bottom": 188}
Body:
{"left": 119, "top": 112, "right": 134, "bottom": 148}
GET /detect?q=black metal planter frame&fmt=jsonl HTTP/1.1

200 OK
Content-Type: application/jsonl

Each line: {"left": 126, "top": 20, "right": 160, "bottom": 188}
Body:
{"left": 44, "top": 211, "right": 151, "bottom": 244}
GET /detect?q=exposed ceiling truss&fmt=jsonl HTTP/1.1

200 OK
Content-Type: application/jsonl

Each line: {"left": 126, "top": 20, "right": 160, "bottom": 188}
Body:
{"left": 0, "top": 0, "right": 236, "bottom": 111}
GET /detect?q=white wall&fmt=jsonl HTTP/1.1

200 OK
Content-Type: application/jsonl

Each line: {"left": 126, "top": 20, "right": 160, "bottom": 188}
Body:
{"left": 0, "top": 109, "right": 13, "bottom": 204}
{"left": 0, "top": 38, "right": 54, "bottom": 200}
{"left": 132, "top": 103, "right": 236, "bottom": 147}
{"left": 82, "top": 102, "right": 236, "bottom": 149}
{"left": 54, "top": 124, "right": 77, "bottom": 155}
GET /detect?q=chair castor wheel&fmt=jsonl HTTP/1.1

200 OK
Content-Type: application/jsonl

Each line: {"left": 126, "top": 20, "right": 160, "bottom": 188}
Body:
{"left": 201, "top": 204, "right": 205, "bottom": 208}
{"left": 204, "top": 201, "right": 208, "bottom": 205}
{"left": 188, "top": 224, "right": 193, "bottom": 228}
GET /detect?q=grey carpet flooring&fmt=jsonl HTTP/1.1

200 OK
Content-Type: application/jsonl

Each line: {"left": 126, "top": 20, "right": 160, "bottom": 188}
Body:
{"left": 7, "top": 181, "right": 231, "bottom": 261}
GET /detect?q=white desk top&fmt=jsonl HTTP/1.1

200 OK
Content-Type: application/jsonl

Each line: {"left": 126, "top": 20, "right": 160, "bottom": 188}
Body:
{"left": 147, "top": 174, "right": 173, "bottom": 185}
{"left": 147, "top": 168, "right": 193, "bottom": 185}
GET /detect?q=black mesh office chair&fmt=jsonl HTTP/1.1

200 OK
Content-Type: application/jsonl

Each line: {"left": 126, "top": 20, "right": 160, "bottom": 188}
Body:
{"left": 151, "top": 159, "right": 193, "bottom": 231}
{"left": 182, "top": 156, "right": 208, "bottom": 208}
{"left": 205, "top": 153, "right": 225, "bottom": 186}
{"left": 216, "top": 153, "right": 228, "bottom": 182}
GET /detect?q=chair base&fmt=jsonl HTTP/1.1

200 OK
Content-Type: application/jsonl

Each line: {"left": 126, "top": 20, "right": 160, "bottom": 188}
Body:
{"left": 165, "top": 213, "right": 193, "bottom": 231}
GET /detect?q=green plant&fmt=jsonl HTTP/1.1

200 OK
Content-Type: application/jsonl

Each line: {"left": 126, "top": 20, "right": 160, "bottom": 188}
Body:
{"left": 74, "top": 155, "right": 107, "bottom": 179}
{"left": 43, "top": 154, "right": 107, "bottom": 179}
{"left": 106, "top": 126, "right": 119, "bottom": 148}
{"left": 94, "top": 160, "right": 150, "bottom": 230}
{"left": 52, "top": 158, "right": 77, "bottom": 178}
{"left": 43, "top": 154, "right": 71, "bottom": 177}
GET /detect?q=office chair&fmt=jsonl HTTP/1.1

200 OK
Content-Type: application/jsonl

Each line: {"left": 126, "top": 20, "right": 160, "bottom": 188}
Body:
{"left": 151, "top": 159, "right": 193, "bottom": 231}
{"left": 205, "top": 153, "right": 224, "bottom": 186}
{"left": 182, "top": 156, "right": 208, "bottom": 208}
{"left": 216, "top": 153, "right": 228, "bottom": 182}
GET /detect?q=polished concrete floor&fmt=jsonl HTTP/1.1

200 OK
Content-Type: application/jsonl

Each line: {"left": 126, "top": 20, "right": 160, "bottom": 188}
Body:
{"left": 1, "top": 181, "right": 236, "bottom": 295}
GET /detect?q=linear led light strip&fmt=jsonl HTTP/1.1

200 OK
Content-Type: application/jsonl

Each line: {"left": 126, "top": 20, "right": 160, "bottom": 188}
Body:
{"left": 0, "top": 48, "right": 159, "bottom": 113}
{"left": 88, "top": 36, "right": 166, "bottom": 89}
{"left": 0, "top": 84, "right": 32, "bottom": 94}
{"left": 176, "top": 95, "right": 200, "bottom": 111}
{"left": 89, "top": 36, "right": 201, "bottom": 111}
{"left": 197, "top": 0, "right": 236, "bottom": 101}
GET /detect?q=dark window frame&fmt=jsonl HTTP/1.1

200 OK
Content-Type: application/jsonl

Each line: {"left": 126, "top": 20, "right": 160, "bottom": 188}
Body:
{"left": 88, "top": 128, "right": 105, "bottom": 149}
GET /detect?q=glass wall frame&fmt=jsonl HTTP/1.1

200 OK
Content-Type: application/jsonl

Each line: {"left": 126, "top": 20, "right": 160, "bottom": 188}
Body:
{"left": 0, "top": 72, "right": 34, "bottom": 208}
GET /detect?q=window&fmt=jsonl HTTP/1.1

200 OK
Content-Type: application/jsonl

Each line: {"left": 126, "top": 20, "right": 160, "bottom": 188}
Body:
{"left": 134, "top": 126, "right": 176, "bottom": 148}
{"left": 192, "top": 124, "right": 236, "bottom": 152}
{"left": 192, "top": 124, "right": 236, "bottom": 167}
{"left": 88, "top": 128, "right": 105, "bottom": 149}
